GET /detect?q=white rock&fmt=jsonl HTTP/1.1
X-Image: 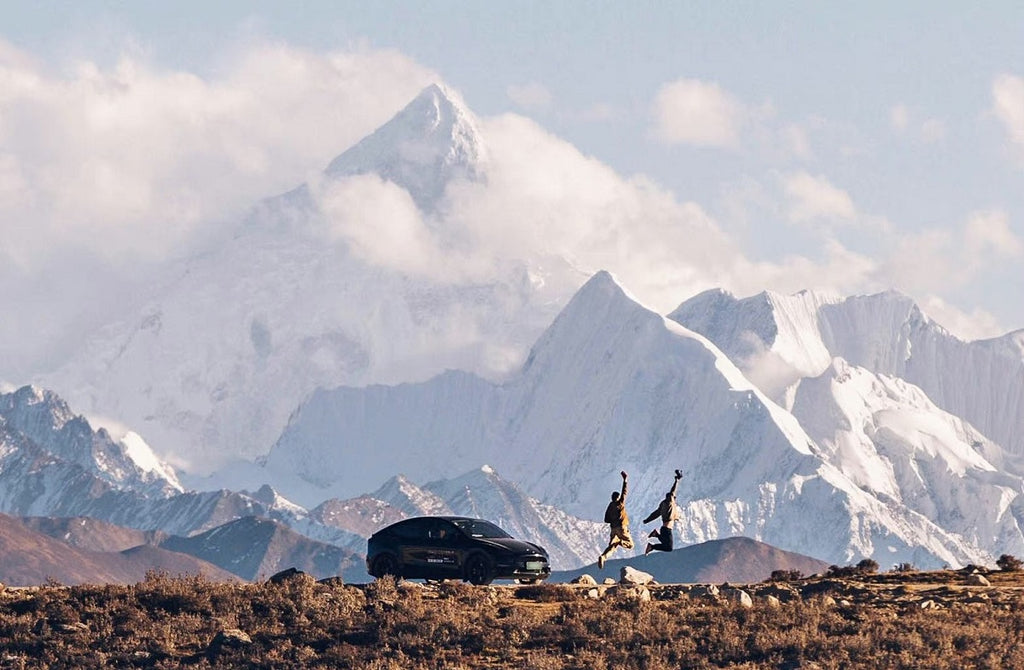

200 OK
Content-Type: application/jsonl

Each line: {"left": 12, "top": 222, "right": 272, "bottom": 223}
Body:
{"left": 620, "top": 566, "right": 655, "bottom": 585}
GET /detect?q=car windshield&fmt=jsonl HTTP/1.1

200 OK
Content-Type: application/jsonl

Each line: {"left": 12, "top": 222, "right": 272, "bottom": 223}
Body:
{"left": 451, "top": 519, "right": 512, "bottom": 539}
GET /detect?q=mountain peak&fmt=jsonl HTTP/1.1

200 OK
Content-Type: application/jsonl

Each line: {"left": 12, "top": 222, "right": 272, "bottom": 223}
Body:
{"left": 322, "top": 82, "right": 485, "bottom": 211}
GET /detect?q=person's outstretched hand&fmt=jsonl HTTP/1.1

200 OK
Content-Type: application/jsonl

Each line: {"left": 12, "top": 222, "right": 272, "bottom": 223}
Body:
{"left": 674, "top": 469, "right": 682, "bottom": 479}
{"left": 621, "top": 470, "right": 628, "bottom": 479}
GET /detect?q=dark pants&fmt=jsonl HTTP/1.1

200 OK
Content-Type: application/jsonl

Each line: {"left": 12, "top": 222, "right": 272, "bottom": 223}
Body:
{"left": 650, "top": 526, "right": 674, "bottom": 552}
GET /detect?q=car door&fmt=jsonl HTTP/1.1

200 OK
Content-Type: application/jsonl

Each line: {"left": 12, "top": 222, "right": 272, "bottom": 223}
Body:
{"left": 420, "top": 519, "right": 461, "bottom": 578}
{"left": 399, "top": 518, "right": 460, "bottom": 579}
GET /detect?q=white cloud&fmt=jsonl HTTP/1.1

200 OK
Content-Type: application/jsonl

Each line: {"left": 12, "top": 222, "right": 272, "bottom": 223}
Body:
{"left": 964, "top": 209, "right": 1023, "bottom": 260}
{"left": 506, "top": 81, "right": 552, "bottom": 110}
{"left": 993, "top": 73, "right": 1024, "bottom": 148}
{"left": 870, "top": 210, "right": 1020, "bottom": 300}
{"left": 0, "top": 38, "right": 436, "bottom": 375}
{"left": 0, "top": 38, "right": 435, "bottom": 268}
{"left": 441, "top": 113, "right": 740, "bottom": 310}
{"left": 919, "top": 296, "right": 1006, "bottom": 342}
{"left": 315, "top": 174, "right": 443, "bottom": 276}
{"left": 652, "top": 78, "right": 742, "bottom": 148}
{"left": 783, "top": 171, "right": 856, "bottom": 224}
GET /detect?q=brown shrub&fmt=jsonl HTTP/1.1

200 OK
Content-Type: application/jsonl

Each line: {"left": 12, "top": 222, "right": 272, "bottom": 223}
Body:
{"left": 1, "top": 571, "right": 1024, "bottom": 667}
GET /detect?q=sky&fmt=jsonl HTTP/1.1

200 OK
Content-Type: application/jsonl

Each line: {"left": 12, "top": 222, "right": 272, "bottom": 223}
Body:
{"left": 2, "top": 2, "right": 1024, "bottom": 379}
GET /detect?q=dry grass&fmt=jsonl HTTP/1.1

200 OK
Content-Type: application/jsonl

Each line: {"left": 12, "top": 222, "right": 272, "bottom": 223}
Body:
{"left": 0, "top": 568, "right": 1022, "bottom": 668}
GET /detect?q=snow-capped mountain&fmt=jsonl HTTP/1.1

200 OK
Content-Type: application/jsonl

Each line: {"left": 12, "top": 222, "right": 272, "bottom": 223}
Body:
{"left": 790, "top": 358, "right": 1024, "bottom": 558}
{"left": 1, "top": 385, "right": 182, "bottom": 496}
{"left": 0, "top": 385, "right": 347, "bottom": 543}
{"left": 670, "top": 289, "right": 1024, "bottom": 456}
{"left": 254, "top": 82, "right": 484, "bottom": 222}
{"left": 262, "top": 271, "right": 992, "bottom": 567}
{"left": 40, "top": 84, "right": 569, "bottom": 474}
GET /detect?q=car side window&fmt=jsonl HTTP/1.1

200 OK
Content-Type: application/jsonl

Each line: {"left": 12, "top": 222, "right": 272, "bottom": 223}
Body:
{"left": 392, "top": 519, "right": 430, "bottom": 541}
{"left": 427, "top": 520, "right": 456, "bottom": 541}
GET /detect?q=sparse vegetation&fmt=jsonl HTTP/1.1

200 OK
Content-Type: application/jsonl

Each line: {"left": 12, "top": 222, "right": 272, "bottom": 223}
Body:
{"left": 825, "top": 559, "right": 879, "bottom": 578}
{"left": 1, "top": 568, "right": 1023, "bottom": 668}
{"left": 767, "top": 569, "right": 803, "bottom": 582}
{"left": 856, "top": 558, "right": 879, "bottom": 574}
{"left": 997, "top": 554, "right": 1023, "bottom": 572}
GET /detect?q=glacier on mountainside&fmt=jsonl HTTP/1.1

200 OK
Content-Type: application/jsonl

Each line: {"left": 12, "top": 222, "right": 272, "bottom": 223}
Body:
{"left": 791, "top": 358, "right": 1024, "bottom": 558}
{"left": 671, "top": 289, "right": 1024, "bottom": 457}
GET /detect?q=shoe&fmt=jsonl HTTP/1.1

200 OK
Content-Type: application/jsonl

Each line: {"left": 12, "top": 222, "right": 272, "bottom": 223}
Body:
{"left": 598, "top": 555, "right": 605, "bottom": 569}
{"left": 645, "top": 544, "right": 654, "bottom": 555}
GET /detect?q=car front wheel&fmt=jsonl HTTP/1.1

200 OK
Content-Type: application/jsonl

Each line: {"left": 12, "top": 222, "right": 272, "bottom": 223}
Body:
{"left": 372, "top": 553, "right": 402, "bottom": 579}
{"left": 464, "top": 554, "right": 494, "bottom": 586}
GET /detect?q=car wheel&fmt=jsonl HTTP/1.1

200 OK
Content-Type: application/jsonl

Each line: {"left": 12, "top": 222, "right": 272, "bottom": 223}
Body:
{"left": 372, "top": 553, "right": 401, "bottom": 579}
{"left": 516, "top": 578, "right": 539, "bottom": 585}
{"left": 464, "top": 554, "right": 494, "bottom": 586}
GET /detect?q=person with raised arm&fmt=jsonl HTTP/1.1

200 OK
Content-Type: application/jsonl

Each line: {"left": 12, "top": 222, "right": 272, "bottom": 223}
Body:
{"left": 598, "top": 470, "right": 634, "bottom": 569}
{"left": 644, "top": 469, "right": 683, "bottom": 554}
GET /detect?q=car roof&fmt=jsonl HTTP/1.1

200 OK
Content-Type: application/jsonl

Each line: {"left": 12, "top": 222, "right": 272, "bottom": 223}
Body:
{"left": 378, "top": 515, "right": 489, "bottom": 530}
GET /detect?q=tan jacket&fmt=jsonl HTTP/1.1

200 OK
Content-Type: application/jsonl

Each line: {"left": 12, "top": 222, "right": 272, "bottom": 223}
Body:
{"left": 644, "top": 476, "right": 681, "bottom": 528}
{"left": 603, "top": 477, "right": 629, "bottom": 527}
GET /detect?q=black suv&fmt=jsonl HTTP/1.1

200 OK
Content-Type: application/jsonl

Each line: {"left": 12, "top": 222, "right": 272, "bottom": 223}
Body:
{"left": 366, "top": 516, "right": 551, "bottom": 585}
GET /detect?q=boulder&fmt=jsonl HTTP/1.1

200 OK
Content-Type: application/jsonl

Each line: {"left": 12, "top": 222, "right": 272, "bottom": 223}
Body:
{"left": 56, "top": 622, "right": 89, "bottom": 634}
{"left": 572, "top": 574, "right": 598, "bottom": 586}
{"left": 763, "top": 595, "right": 781, "bottom": 609}
{"left": 966, "top": 574, "right": 991, "bottom": 587}
{"left": 725, "top": 589, "right": 753, "bottom": 608}
{"left": 603, "top": 578, "right": 617, "bottom": 585}
{"left": 692, "top": 584, "right": 720, "bottom": 599}
{"left": 585, "top": 588, "right": 602, "bottom": 600}
{"left": 268, "top": 568, "right": 310, "bottom": 585}
{"left": 759, "top": 583, "right": 800, "bottom": 603}
{"left": 620, "top": 566, "right": 655, "bottom": 585}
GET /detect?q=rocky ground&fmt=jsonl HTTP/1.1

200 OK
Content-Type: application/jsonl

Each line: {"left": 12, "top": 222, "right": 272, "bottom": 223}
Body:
{"left": 0, "top": 566, "right": 1022, "bottom": 668}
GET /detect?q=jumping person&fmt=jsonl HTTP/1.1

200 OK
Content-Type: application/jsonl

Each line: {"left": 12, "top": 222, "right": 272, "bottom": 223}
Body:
{"left": 643, "top": 469, "right": 683, "bottom": 555}
{"left": 598, "top": 470, "right": 633, "bottom": 569}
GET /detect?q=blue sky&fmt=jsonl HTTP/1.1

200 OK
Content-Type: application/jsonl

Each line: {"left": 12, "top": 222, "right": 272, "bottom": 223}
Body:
{"left": 2, "top": 2, "right": 1023, "bottom": 353}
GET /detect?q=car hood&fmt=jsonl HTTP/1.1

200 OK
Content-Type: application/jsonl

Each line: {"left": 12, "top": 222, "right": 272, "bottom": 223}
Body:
{"left": 478, "top": 538, "right": 547, "bottom": 557}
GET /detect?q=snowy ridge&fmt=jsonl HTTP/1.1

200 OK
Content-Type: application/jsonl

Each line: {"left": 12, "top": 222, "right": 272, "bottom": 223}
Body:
{"left": 262, "top": 271, "right": 993, "bottom": 566}
{"left": 790, "top": 358, "right": 1024, "bottom": 558}
{"left": 671, "top": 289, "right": 1024, "bottom": 456}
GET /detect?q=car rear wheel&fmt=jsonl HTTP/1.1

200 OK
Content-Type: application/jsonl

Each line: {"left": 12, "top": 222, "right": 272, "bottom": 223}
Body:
{"left": 464, "top": 554, "right": 494, "bottom": 585}
{"left": 372, "top": 553, "right": 401, "bottom": 579}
